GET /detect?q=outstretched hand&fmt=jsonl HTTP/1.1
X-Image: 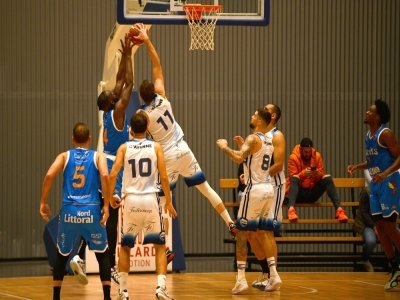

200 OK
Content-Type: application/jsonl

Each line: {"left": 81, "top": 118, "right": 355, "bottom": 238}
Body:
{"left": 119, "top": 34, "right": 134, "bottom": 56}
{"left": 134, "top": 23, "right": 149, "bottom": 42}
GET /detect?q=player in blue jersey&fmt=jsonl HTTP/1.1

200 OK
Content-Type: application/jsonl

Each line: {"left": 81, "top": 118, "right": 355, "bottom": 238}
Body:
{"left": 133, "top": 23, "right": 237, "bottom": 242}
{"left": 96, "top": 34, "right": 134, "bottom": 284}
{"left": 109, "top": 111, "right": 177, "bottom": 300}
{"left": 39, "top": 123, "right": 112, "bottom": 300}
{"left": 348, "top": 99, "right": 400, "bottom": 290}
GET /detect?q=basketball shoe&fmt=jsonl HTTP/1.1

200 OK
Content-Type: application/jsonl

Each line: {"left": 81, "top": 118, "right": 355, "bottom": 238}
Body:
{"left": 288, "top": 207, "right": 298, "bottom": 223}
{"left": 252, "top": 273, "right": 269, "bottom": 290}
{"left": 111, "top": 266, "right": 121, "bottom": 286}
{"left": 385, "top": 269, "right": 400, "bottom": 290}
{"left": 264, "top": 275, "right": 282, "bottom": 292}
{"left": 69, "top": 255, "right": 88, "bottom": 285}
{"left": 232, "top": 276, "right": 248, "bottom": 294}
{"left": 335, "top": 207, "right": 348, "bottom": 222}
{"left": 155, "top": 285, "right": 173, "bottom": 299}
{"left": 118, "top": 289, "right": 129, "bottom": 300}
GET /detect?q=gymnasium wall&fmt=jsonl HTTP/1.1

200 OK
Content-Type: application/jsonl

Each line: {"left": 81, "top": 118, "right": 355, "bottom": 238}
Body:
{"left": 0, "top": 0, "right": 398, "bottom": 259}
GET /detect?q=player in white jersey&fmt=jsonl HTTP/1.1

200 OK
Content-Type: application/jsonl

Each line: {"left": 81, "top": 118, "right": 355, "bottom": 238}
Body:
{"left": 133, "top": 23, "right": 237, "bottom": 240}
{"left": 217, "top": 108, "right": 282, "bottom": 295}
{"left": 233, "top": 104, "right": 286, "bottom": 290}
{"left": 109, "top": 111, "right": 177, "bottom": 300}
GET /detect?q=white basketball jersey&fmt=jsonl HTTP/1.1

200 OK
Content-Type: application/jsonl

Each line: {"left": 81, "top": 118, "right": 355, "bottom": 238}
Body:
{"left": 122, "top": 139, "right": 160, "bottom": 194}
{"left": 267, "top": 128, "right": 286, "bottom": 186}
{"left": 143, "top": 94, "right": 184, "bottom": 151}
{"left": 243, "top": 133, "right": 273, "bottom": 185}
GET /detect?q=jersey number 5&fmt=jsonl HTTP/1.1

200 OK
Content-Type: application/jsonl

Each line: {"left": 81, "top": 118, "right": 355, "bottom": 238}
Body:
{"left": 73, "top": 166, "right": 85, "bottom": 188}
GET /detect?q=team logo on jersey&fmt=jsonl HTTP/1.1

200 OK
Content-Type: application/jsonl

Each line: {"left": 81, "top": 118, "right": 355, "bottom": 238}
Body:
{"left": 74, "top": 150, "right": 90, "bottom": 163}
{"left": 240, "top": 218, "right": 248, "bottom": 227}
{"left": 388, "top": 181, "right": 397, "bottom": 195}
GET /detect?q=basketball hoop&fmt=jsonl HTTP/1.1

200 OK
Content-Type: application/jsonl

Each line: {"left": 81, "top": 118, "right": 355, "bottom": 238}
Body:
{"left": 183, "top": 4, "right": 223, "bottom": 51}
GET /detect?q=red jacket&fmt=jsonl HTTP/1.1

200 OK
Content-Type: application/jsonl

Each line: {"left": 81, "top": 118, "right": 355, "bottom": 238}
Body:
{"left": 286, "top": 144, "right": 325, "bottom": 193}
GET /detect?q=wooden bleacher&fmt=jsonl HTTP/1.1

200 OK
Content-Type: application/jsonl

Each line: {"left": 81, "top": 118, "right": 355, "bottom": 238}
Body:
{"left": 220, "top": 177, "right": 395, "bottom": 270}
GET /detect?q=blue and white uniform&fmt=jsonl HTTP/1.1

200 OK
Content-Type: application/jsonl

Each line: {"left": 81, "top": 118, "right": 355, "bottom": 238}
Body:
{"left": 142, "top": 94, "right": 205, "bottom": 191}
{"left": 121, "top": 139, "right": 165, "bottom": 247}
{"left": 57, "top": 148, "right": 108, "bottom": 255}
{"left": 237, "top": 133, "right": 274, "bottom": 231}
{"left": 264, "top": 128, "right": 286, "bottom": 231}
{"left": 103, "top": 110, "right": 129, "bottom": 197}
{"left": 366, "top": 125, "right": 400, "bottom": 217}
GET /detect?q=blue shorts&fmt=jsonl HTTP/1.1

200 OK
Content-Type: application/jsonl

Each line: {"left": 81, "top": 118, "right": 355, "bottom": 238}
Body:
{"left": 107, "top": 158, "right": 123, "bottom": 198}
{"left": 57, "top": 205, "right": 108, "bottom": 255}
{"left": 370, "top": 172, "right": 400, "bottom": 218}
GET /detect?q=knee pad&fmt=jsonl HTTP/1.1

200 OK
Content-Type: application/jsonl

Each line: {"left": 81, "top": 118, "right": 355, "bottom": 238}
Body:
{"left": 195, "top": 182, "right": 222, "bottom": 208}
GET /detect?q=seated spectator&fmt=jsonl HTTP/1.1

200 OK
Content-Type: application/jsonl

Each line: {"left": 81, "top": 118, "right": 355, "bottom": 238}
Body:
{"left": 286, "top": 137, "right": 348, "bottom": 222}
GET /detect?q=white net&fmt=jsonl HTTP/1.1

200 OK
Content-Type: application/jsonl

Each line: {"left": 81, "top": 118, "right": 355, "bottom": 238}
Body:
{"left": 183, "top": 5, "right": 222, "bottom": 51}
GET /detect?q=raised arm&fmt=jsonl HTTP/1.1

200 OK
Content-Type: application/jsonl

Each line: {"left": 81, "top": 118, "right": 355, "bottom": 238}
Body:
{"left": 136, "top": 24, "right": 166, "bottom": 98}
{"left": 113, "top": 36, "right": 130, "bottom": 98}
{"left": 113, "top": 36, "right": 134, "bottom": 126}
{"left": 217, "top": 134, "right": 260, "bottom": 164}
{"left": 39, "top": 152, "right": 66, "bottom": 221}
{"left": 155, "top": 143, "right": 177, "bottom": 218}
{"left": 268, "top": 131, "right": 285, "bottom": 177}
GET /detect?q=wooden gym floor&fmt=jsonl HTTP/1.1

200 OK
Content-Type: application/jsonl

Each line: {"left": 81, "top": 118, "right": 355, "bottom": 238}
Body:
{"left": 0, "top": 272, "right": 399, "bottom": 300}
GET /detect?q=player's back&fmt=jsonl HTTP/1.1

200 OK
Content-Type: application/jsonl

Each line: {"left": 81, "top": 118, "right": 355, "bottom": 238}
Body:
{"left": 142, "top": 95, "right": 184, "bottom": 151}
{"left": 268, "top": 128, "right": 286, "bottom": 186}
{"left": 103, "top": 110, "right": 129, "bottom": 156}
{"left": 122, "top": 139, "right": 160, "bottom": 194}
{"left": 365, "top": 125, "right": 395, "bottom": 176}
{"left": 243, "top": 133, "right": 273, "bottom": 185}
{"left": 62, "top": 148, "right": 101, "bottom": 206}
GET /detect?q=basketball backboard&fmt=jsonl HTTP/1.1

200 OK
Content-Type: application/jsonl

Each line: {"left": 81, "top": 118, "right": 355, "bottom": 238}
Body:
{"left": 117, "top": 0, "right": 269, "bottom": 26}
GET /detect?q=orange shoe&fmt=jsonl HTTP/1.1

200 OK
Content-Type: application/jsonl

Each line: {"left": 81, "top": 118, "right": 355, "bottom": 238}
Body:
{"left": 336, "top": 207, "right": 348, "bottom": 223}
{"left": 288, "top": 207, "right": 298, "bottom": 223}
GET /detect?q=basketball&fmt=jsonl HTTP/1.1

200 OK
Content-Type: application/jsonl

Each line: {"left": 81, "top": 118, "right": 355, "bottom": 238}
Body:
{"left": 128, "top": 24, "right": 144, "bottom": 45}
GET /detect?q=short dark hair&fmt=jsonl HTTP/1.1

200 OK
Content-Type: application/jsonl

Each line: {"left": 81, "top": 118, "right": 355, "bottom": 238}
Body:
{"left": 97, "top": 91, "right": 109, "bottom": 110}
{"left": 130, "top": 111, "right": 148, "bottom": 134}
{"left": 73, "top": 122, "right": 90, "bottom": 143}
{"left": 375, "top": 99, "right": 390, "bottom": 124}
{"left": 270, "top": 104, "right": 281, "bottom": 123}
{"left": 139, "top": 80, "right": 156, "bottom": 104}
{"left": 300, "top": 137, "right": 313, "bottom": 148}
{"left": 257, "top": 108, "right": 271, "bottom": 125}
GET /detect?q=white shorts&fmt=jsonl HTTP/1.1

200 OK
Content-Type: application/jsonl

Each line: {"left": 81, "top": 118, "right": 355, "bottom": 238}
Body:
{"left": 236, "top": 183, "right": 274, "bottom": 231}
{"left": 261, "top": 184, "right": 285, "bottom": 231}
{"left": 121, "top": 193, "right": 165, "bottom": 247}
{"left": 163, "top": 140, "right": 206, "bottom": 190}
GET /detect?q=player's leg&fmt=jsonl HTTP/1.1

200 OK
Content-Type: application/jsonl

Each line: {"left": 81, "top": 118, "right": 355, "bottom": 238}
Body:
{"left": 81, "top": 205, "right": 112, "bottom": 299}
{"left": 53, "top": 251, "right": 69, "bottom": 300}
{"left": 117, "top": 194, "right": 141, "bottom": 299}
{"left": 94, "top": 249, "right": 112, "bottom": 300}
{"left": 232, "top": 231, "right": 250, "bottom": 295}
{"left": 69, "top": 239, "right": 88, "bottom": 285}
{"left": 54, "top": 206, "right": 82, "bottom": 298}
{"left": 141, "top": 193, "right": 173, "bottom": 299}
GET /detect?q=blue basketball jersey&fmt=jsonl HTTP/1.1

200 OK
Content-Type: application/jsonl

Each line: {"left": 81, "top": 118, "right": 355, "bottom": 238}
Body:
{"left": 365, "top": 125, "right": 395, "bottom": 176}
{"left": 62, "top": 148, "right": 101, "bottom": 206}
{"left": 103, "top": 110, "right": 129, "bottom": 156}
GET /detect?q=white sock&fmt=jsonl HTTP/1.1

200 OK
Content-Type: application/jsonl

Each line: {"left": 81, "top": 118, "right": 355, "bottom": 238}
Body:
{"left": 157, "top": 274, "right": 166, "bottom": 288}
{"left": 119, "top": 272, "right": 128, "bottom": 292}
{"left": 220, "top": 210, "right": 234, "bottom": 226}
{"left": 237, "top": 261, "right": 246, "bottom": 280}
{"left": 267, "top": 257, "right": 278, "bottom": 277}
